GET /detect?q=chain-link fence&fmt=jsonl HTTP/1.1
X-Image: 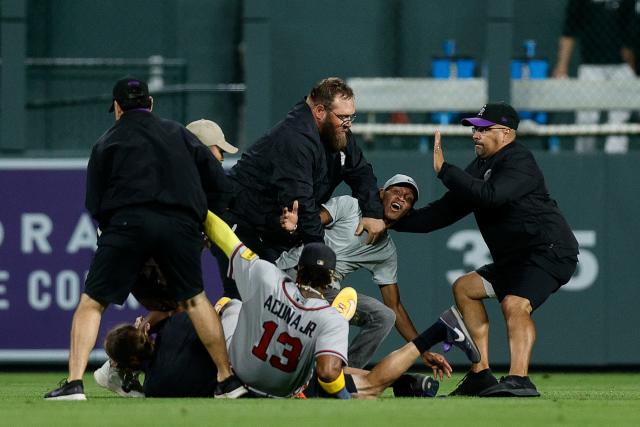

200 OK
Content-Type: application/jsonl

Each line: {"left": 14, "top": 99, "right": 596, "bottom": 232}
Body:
{"left": 4, "top": 0, "right": 640, "bottom": 155}
{"left": 349, "top": 0, "right": 640, "bottom": 153}
{"left": 17, "top": 57, "right": 244, "bottom": 155}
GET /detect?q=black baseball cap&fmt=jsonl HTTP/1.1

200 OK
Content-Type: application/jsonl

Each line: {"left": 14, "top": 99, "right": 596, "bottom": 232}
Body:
{"left": 298, "top": 242, "right": 336, "bottom": 271}
{"left": 108, "top": 76, "right": 150, "bottom": 112}
{"left": 461, "top": 102, "right": 520, "bottom": 130}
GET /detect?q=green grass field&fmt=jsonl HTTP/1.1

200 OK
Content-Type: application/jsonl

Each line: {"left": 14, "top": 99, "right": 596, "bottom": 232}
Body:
{"left": 1, "top": 371, "right": 639, "bottom": 426}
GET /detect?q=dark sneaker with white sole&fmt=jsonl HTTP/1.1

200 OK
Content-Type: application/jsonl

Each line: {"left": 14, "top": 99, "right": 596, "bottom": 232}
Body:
{"left": 44, "top": 379, "right": 87, "bottom": 401}
{"left": 439, "top": 306, "right": 481, "bottom": 363}
{"left": 449, "top": 369, "right": 498, "bottom": 396}
{"left": 392, "top": 373, "right": 440, "bottom": 398}
{"left": 94, "top": 360, "right": 145, "bottom": 398}
{"left": 214, "top": 374, "right": 248, "bottom": 399}
{"left": 121, "top": 371, "right": 145, "bottom": 396}
{"left": 479, "top": 375, "right": 540, "bottom": 397}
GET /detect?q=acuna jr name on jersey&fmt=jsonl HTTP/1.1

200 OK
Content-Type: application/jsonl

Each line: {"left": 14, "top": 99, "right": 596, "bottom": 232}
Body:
{"left": 263, "top": 295, "right": 317, "bottom": 338}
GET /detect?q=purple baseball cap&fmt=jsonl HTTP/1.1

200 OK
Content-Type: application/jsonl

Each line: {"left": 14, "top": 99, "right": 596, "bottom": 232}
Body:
{"left": 461, "top": 102, "right": 520, "bottom": 130}
{"left": 108, "top": 76, "right": 150, "bottom": 112}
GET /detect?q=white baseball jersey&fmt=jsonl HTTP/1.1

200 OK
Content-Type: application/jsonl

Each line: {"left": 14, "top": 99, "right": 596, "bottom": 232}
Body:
{"left": 226, "top": 244, "right": 349, "bottom": 397}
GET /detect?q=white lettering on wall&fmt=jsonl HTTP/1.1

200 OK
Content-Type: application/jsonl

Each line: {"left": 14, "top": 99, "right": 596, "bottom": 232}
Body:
{"left": 0, "top": 221, "right": 4, "bottom": 248}
{"left": 563, "top": 231, "right": 598, "bottom": 292}
{"left": 445, "top": 229, "right": 598, "bottom": 291}
{"left": 66, "top": 214, "right": 98, "bottom": 253}
{"left": 56, "top": 270, "right": 81, "bottom": 310}
{"left": 0, "top": 270, "right": 9, "bottom": 310}
{"left": 445, "top": 230, "right": 491, "bottom": 285}
{"left": 21, "top": 213, "right": 53, "bottom": 254}
{"left": 28, "top": 270, "right": 52, "bottom": 310}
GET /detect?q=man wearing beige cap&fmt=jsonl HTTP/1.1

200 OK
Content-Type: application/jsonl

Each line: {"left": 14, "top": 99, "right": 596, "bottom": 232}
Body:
{"left": 187, "top": 119, "right": 239, "bottom": 163}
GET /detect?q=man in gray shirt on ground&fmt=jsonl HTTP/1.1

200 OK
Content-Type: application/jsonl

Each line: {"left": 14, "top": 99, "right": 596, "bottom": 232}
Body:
{"left": 277, "top": 174, "right": 426, "bottom": 368}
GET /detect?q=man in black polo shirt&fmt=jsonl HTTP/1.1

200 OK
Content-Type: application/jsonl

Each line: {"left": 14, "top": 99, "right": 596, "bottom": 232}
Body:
{"left": 395, "top": 103, "right": 579, "bottom": 397}
{"left": 44, "top": 77, "right": 245, "bottom": 400}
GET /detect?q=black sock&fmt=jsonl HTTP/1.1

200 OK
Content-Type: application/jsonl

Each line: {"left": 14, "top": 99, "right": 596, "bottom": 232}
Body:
{"left": 412, "top": 320, "right": 447, "bottom": 354}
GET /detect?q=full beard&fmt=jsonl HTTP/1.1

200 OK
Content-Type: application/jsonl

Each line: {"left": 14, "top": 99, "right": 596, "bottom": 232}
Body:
{"left": 319, "top": 119, "right": 348, "bottom": 152}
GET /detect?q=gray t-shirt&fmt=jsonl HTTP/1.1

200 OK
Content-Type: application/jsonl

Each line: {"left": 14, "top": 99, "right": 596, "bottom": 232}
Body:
{"left": 276, "top": 195, "right": 398, "bottom": 289}
{"left": 228, "top": 244, "right": 349, "bottom": 397}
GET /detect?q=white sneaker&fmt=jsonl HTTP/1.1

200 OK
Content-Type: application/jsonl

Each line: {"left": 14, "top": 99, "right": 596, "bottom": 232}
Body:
{"left": 93, "top": 360, "right": 145, "bottom": 398}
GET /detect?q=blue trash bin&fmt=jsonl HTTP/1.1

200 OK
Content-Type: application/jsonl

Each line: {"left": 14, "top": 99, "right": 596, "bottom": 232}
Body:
{"left": 431, "top": 40, "right": 476, "bottom": 126}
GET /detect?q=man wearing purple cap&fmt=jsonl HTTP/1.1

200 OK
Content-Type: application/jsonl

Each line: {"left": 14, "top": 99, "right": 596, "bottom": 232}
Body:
{"left": 394, "top": 102, "right": 579, "bottom": 397}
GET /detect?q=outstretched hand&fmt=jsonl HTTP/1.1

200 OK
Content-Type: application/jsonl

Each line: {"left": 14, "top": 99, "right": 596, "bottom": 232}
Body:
{"left": 280, "top": 200, "right": 299, "bottom": 232}
{"left": 421, "top": 351, "right": 452, "bottom": 381}
{"left": 433, "top": 130, "right": 444, "bottom": 174}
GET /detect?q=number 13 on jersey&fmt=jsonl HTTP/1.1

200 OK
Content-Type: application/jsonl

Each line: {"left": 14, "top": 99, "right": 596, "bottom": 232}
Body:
{"left": 252, "top": 321, "right": 303, "bottom": 373}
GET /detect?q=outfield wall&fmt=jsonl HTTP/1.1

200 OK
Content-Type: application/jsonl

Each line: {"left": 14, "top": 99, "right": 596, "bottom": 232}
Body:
{"left": 0, "top": 160, "right": 223, "bottom": 363}
{"left": 354, "top": 151, "right": 640, "bottom": 367}
{"left": 1, "top": 152, "right": 638, "bottom": 366}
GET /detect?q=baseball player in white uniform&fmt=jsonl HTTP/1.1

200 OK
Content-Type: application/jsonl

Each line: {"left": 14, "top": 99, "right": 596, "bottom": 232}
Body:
{"left": 205, "top": 211, "right": 353, "bottom": 398}
{"left": 219, "top": 245, "right": 349, "bottom": 397}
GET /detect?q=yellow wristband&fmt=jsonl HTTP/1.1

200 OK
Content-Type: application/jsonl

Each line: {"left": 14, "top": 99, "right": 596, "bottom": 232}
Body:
{"left": 318, "top": 370, "right": 346, "bottom": 395}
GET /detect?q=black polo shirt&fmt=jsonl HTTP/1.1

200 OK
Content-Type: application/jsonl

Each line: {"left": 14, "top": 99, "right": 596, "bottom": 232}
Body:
{"left": 86, "top": 110, "right": 231, "bottom": 229}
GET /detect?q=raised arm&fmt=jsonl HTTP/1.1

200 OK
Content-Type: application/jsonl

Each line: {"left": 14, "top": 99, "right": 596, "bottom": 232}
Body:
{"left": 438, "top": 151, "right": 539, "bottom": 209}
{"left": 434, "top": 130, "right": 539, "bottom": 209}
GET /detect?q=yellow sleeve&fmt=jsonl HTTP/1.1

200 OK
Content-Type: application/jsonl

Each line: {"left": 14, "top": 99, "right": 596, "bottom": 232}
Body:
{"left": 202, "top": 211, "right": 241, "bottom": 258}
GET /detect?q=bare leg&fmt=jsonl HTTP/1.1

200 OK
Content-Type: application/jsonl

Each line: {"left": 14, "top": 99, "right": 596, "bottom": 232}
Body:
{"left": 452, "top": 272, "right": 490, "bottom": 373}
{"left": 349, "top": 342, "right": 420, "bottom": 398}
{"left": 501, "top": 295, "right": 535, "bottom": 377}
{"left": 182, "top": 291, "right": 232, "bottom": 381}
{"left": 69, "top": 293, "right": 106, "bottom": 380}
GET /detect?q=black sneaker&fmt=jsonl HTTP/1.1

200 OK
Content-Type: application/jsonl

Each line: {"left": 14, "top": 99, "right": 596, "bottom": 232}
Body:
{"left": 392, "top": 373, "right": 440, "bottom": 398}
{"left": 479, "top": 375, "right": 540, "bottom": 397}
{"left": 214, "top": 374, "right": 248, "bottom": 399}
{"left": 439, "top": 306, "right": 481, "bottom": 363}
{"left": 449, "top": 369, "right": 498, "bottom": 396}
{"left": 44, "top": 379, "right": 87, "bottom": 401}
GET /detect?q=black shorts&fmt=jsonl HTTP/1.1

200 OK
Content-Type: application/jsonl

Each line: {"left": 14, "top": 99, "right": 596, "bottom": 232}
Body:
{"left": 476, "top": 245, "right": 578, "bottom": 311}
{"left": 84, "top": 205, "right": 204, "bottom": 305}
